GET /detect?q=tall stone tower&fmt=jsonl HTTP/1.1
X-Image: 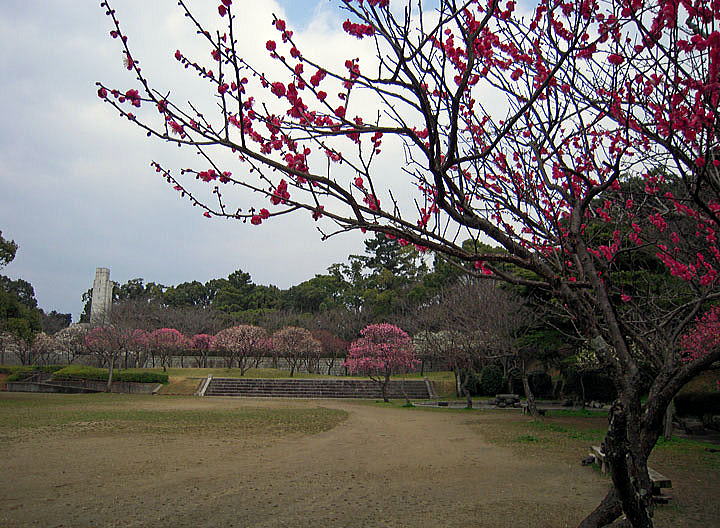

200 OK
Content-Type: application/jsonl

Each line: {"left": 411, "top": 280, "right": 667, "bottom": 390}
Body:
{"left": 90, "top": 267, "right": 113, "bottom": 326}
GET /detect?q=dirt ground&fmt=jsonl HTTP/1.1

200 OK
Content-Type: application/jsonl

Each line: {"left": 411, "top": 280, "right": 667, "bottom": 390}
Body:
{"left": 0, "top": 395, "right": 710, "bottom": 528}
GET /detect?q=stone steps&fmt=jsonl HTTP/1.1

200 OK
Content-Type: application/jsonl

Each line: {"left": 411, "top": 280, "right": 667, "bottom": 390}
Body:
{"left": 204, "top": 378, "right": 431, "bottom": 399}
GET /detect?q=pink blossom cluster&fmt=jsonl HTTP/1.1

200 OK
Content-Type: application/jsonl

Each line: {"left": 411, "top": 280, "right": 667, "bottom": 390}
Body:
{"left": 344, "top": 324, "right": 418, "bottom": 375}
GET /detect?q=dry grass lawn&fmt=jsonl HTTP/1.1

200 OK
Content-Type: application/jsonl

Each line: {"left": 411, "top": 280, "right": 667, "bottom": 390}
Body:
{"left": 0, "top": 393, "right": 717, "bottom": 527}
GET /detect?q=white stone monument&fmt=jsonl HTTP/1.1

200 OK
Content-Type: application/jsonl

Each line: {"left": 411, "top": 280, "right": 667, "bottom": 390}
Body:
{"left": 90, "top": 267, "right": 113, "bottom": 326}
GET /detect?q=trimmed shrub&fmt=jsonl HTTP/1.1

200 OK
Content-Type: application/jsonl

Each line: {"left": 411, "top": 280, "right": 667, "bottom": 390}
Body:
{"left": 53, "top": 365, "right": 168, "bottom": 384}
{"left": 115, "top": 371, "right": 169, "bottom": 384}
{"left": 675, "top": 392, "right": 720, "bottom": 417}
{"left": 6, "top": 370, "right": 34, "bottom": 382}
{"left": 478, "top": 365, "right": 505, "bottom": 396}
{"left": 38, "top": 365, "right": 65, "bottom": 373}
{"left": 54, "top": 365, "right": 107, "bottom": 380}
{"left": 2, "top": 365, "right": 64, "bottom": 381}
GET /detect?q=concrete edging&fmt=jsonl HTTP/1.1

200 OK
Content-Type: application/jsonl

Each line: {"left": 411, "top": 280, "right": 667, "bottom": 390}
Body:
{"left": 196, "top": 374, "right": 213, "bottom": 397}
{"left": 424, "top": 377, "right": 437, "bottom": 398}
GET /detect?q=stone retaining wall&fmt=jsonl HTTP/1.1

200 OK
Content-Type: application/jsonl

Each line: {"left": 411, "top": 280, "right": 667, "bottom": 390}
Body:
{"left": 5, "top": 378, "right": 159, "bottom": 394}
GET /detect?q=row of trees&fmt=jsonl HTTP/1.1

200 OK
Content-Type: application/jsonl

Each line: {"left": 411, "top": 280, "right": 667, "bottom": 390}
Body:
{"left": 80, "top": 233, "right": 436, "bottom": 330}
{"left": 7, "top": 323, "right": 342, "bottom": 377}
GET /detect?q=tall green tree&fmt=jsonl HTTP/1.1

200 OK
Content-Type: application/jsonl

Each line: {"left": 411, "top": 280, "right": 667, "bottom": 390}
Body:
{"left": 0, "top": 232, "right": 42, "bottom": 343}
{"left": 0, "top": 231, "right": 18, "bottom": 269}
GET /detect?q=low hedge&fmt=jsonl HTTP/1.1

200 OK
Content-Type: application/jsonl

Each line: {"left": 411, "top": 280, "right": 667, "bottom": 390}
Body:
{"left": 53, "top": 365, "right": 169, "bottom": 384}
{"left": 2, "top": 365, "right": 65, "bottom": 381}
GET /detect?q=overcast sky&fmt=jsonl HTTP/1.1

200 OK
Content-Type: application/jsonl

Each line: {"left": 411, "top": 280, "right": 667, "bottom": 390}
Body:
{"left": 0, "top": 0, "right": 374, "bottom": 320}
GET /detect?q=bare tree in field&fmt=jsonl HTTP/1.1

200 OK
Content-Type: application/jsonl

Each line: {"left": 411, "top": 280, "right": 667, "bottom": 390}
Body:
{"left": 99, "top": 1, "right": 720, "bottom": 525}
{"left": 112, "top": 299, "right": 224, "bottom": 335}
{"left": 416, "top": 280, "right": 532, "bottom": 409}
{"left": 311, "top": 329, "right": 349, "bottom": 375}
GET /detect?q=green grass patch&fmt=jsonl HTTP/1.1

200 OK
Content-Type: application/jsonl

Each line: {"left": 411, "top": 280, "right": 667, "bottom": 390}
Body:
{"left": 400, "top": 371, "right": 455, "bottom": 381}
{"left": 516, "top": 434, "right": 541, "bottom": 443}
{"left": 546, "top": 408, "right": 608, "bottom": 418}
{"left": 0, "top": 393, "right": 347, "bottom": 442}
{"left": 655, "top": 436, "right": 720, "bottom": 470}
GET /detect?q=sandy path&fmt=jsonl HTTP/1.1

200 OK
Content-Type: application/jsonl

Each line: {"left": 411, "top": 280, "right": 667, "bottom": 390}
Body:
{"left": 1, "top": 399, "right": 607, "bottom": 528}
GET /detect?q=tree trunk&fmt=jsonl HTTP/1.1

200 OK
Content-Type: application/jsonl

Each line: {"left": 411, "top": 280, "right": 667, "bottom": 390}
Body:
{"left": 609, "top": 403, "right": 655, "bottom": 527}
{"left": 459, "top": 371, "right": 473, "bottom": 409}
{"left": 106, "top": 353, "right": 115, "bottom": 393}
{"left": 400, "top": 376, "right": 411, "bottom": 405}
{"left": 522, "top": 370, "right": 539, "bottom": 418}
{"left": 381, "top": 373, "right": 391, "bottom": 402}
{"left": 581, "top": 401, "right": 656, "bottom": 528}
{"left": 663, "top": 400, "right": 674, "bottom": 441}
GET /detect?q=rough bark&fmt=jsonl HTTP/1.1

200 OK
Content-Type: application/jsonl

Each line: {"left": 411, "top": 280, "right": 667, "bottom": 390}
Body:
{"left": 381, "top": 372, "right": 391, "bottom": 403}
{"left": 521, "top": 372, "right": 539, "bottom": 418}
{"left": 663, "top": 400, "right": 674, "bottom": 441}
{"left": 604, "top": 402, "right": 654, "bottom": 528}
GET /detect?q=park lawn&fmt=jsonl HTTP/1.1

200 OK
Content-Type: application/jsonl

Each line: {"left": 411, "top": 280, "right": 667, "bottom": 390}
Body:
{"left": 158, "top": 376, "right": 204, "bottom": 395}
{"left": 0, "top": 392, "right": 347, "bottom": 443}
{"left": 398, "top": 403, "right": 720, "bottom": 528}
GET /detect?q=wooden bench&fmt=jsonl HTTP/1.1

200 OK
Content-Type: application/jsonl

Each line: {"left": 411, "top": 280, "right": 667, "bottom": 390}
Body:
{"left": 588, "top": 446, "right": 672, "bottom": 502}
{"left": 591, "top": 445, "right": 608, "bottom": 473}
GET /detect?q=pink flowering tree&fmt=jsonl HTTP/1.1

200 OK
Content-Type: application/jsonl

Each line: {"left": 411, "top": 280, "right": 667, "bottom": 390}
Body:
{"left": 190, "top": 333, "right": 214, "bottom": 368}
{"left": 345, "top": 324, "right": 418, "bottom": 402}
{"left": 211, "top": 325, "right": 268, "bottom": 374}
{"left": 85, "top": 326, "right": 132, "bottom": 390}
{"left": 128, "top": 329, "right": 149, "bottom": 368}
{"left": 98, "top": 1, "right": 720, "bottom": 525}
{"left": 680, "top": 306, "right": 720, "bottom": 373}
{"left": 147, "top": 328, "right": 188, "bottom": 372}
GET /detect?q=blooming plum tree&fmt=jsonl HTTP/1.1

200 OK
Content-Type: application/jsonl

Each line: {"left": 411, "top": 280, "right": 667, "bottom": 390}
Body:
{"left": 190, "top": 333, "right": 214, "bottom": 368}
{"left": 344, "top": 323, "right": 418, "bottom": 402}
{"left": 147, "top": 328, "right": 188, "bottom": 372}
{"left": 271, "top": 326, "right": 321, "bottom": 376}
{"left": 211, "top": 325, "right": 268, "bottom": 374}
{"left": 85, "top": 326, "right": 132, "bottom": 390}
{"left": 98, "top": 1, "right": 720, "bottom": 526}
{"left": 55, "top": 325, "right": 90, "bottom": 364}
